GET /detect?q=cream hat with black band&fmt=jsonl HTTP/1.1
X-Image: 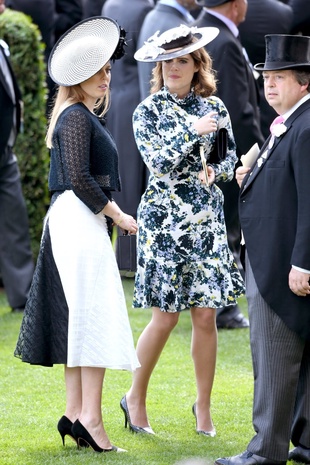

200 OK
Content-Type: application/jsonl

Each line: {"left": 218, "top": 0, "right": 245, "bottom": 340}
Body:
{"left": 48, "top": 16, "right": 126, "bottom": 86}
{"left": 134, "top": 24, "right": 219, "bottom": 63}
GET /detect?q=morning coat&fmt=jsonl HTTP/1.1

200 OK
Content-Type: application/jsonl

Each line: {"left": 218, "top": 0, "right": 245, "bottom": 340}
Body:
{"left": 240, "top": 98, "right": 310, "bottom": 340}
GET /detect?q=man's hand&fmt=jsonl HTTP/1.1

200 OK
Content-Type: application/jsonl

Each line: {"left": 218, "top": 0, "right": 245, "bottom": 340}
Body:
{"left": 236, "top": 165, "right": 251, "bottom": 188}
{"left": 289, "top": 267, "right": 310, "bottom": 297}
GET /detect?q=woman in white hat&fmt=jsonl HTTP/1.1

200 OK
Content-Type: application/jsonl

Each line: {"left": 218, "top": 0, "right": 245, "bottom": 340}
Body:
{"left": 120, "top": 24, "right": 245, "bottom": 436}
{"left": 14, "top": 16, "right": 140, "bottom": 453}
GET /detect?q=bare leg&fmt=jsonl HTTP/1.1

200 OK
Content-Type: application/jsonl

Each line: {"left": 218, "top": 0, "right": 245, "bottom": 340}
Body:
{"left": 78, "top": 367, "right": 112, "bottom": 449}
{"left": 126, "top": 307, "right": 179, "bottom": 427}
{"left": 190, "top": 307, "right": 217, "bottom": 432}
{"left": 64, "top": 365, "right": 82, "bottom": 422}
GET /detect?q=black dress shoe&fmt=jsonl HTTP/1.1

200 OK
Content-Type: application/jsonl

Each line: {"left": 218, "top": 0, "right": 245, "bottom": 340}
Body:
{"left": 217, "top": 312, "right": 249, "bottom": 329}
{"left": 288, "top": 446, "right": 310, "bottom": 464}
{"left": 215, "top": 450, "right": 286, "bottom": 465}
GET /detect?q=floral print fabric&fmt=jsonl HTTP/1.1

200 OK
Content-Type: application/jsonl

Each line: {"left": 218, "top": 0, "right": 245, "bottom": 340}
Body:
{"left": 132, "top": 87, "right": 245, "bottom": 312}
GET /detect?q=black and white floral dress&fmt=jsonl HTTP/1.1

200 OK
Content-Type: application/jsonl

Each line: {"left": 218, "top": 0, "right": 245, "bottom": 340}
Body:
{"left": 132, "top": 87, "right": 245, "bottom": 312}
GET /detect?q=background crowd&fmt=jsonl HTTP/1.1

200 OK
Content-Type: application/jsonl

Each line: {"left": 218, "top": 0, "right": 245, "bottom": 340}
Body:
{"left": 1, "top": 0, "right": 309, "bottom": 323}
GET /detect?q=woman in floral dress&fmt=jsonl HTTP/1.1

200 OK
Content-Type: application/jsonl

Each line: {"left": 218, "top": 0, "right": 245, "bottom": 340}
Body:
{"left": 120, "top": 25, "right": 245, "bottom": 436}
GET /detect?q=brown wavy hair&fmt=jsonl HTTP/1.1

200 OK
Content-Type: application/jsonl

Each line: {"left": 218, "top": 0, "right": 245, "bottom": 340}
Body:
{"left": 150, "top": 42, "right": 217, "bottom": 97}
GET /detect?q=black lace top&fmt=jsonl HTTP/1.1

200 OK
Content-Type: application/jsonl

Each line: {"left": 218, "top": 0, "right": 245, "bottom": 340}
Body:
{"left": 48, "top": 102, "right": 120, "bottom": 214}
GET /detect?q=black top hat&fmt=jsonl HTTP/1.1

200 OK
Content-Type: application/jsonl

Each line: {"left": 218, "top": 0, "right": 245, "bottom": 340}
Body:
{"left": 195, "top": 0, "right": 231, "bottom": 6}
{"left": 254, "top": 34, "right": 310, "bottom": 71}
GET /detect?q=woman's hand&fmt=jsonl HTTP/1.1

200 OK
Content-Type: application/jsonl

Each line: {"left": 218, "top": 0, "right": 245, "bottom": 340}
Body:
{"left": 193, "top": 111, "right": 218, "bottom": 136}
{"left": 102, "top": 201, "right": 138, "bottom": 235}
{"left": 114, "top": 213, "right": 138, "bottom": 235}
{"left": 235, "top": 166, "right": 251, "bottom": 188}
{"left": 198, "top": 165, "right": 215, "bottom": 186}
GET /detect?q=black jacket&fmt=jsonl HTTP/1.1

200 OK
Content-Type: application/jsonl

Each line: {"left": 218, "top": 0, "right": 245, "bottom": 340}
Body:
{"left": 0, "top": 43, "right": 22, "bottom": 158}
{"left": 194, "top": 11, "right": 265, "bottom": 157}
{"left": 240, "top": 99, "right": 310, "bottom": 340}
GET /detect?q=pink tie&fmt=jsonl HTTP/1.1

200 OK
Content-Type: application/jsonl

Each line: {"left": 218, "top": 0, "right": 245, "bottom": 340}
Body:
{"left": 270, "top": 115, "right": 284, "bottom": 133}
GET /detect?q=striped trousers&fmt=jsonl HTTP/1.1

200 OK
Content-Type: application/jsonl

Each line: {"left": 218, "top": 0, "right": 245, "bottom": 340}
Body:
{"left": 245, "top": 254, "right": 310, "bottom": 461}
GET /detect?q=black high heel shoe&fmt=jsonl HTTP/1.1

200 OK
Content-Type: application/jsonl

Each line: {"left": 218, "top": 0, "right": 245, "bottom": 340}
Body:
{"left": 57, "top": 416, "right": 76, "bottom": 446}
{"left": 192, "top": 403, "right": 216, "bottom": 437}
{"left": 57, "top": 415, "right": 89, "bottom": 447}
{"left": 120, "top": 396, "right": 155, "bottom": 435}
{"left": 71, "top": 419, "right": 126, "bottom": 452}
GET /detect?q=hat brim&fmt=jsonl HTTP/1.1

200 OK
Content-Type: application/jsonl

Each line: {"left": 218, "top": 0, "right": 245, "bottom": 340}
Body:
{"left": 195, "top": 0, "right": 230, "bottom": 5}
{"left": 254, "top": 61, "right": 310, "bottom": 71}
{"left": 134, "top": 27, "right": 219, "bottom": 63}
{"left": 48, "top": 16, "right": 120, "bottom": 86}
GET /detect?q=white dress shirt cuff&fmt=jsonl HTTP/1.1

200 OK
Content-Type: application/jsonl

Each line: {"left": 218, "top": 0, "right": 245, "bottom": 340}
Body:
{"left": 292, "top": 265, "right": 310, "bottom": 274}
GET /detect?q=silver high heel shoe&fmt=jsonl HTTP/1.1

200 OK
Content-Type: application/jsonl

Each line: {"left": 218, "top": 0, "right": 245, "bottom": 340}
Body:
{"left": 120, "top": 396, "right": 155, "bottom": 435}
{"left": 192, "top": 403, "right": 216, "bottom": 437}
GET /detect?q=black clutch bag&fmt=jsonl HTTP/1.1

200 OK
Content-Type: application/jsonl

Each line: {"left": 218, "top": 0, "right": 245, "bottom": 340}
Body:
{"left": 207, "top": 128, "right": 228, "bottom": 164}
{"left": 115, "top": 233, "right": 137, "bottom": 272}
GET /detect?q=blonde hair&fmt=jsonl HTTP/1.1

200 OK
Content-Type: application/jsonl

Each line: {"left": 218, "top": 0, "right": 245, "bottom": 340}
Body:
{"left": 150, "top": 44, "right": 217, "bottom": 97}
{"left": 46, "top": 85, "right": 110, "bottom": 149}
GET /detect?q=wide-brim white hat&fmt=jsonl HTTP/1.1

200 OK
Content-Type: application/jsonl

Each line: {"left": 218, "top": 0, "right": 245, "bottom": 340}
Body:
{"left": 134, "top": 24, "right": 219, "bottom": 62}
{"left": 48, "top": 16, "right": 125, "bottom": 86}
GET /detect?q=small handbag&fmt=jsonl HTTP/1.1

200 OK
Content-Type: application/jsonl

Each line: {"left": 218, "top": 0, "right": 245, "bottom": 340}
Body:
{"left": 207, "top": 128, "right": 228, "bottom": 164}
{"left": 115, "top": 232, "right": 137, "bottom": 272}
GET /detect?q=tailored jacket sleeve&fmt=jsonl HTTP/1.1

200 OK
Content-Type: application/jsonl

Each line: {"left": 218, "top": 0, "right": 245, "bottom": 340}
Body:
{"left": 289, "top": 125, "right": 310, "bottom": 269}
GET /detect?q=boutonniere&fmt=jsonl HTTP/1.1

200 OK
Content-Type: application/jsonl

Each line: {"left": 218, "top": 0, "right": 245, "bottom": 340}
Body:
{"left": 271, "top": 123, "right": 287, "bottom": 138}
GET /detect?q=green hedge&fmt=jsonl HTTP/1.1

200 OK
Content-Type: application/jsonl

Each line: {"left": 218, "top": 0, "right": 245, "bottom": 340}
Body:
{"left": 0, "top": 8, "right": 50, "bottom": 258}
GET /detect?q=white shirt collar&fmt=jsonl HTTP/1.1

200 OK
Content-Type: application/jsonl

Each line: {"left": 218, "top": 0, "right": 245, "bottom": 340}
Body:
{"left": 282, "top": 93, "right": 310, "bottom": 121}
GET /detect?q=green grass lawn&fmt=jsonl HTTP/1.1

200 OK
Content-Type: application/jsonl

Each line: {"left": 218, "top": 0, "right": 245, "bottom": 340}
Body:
{"left": 0, "top": 280, "right": 254, "bottom": 465}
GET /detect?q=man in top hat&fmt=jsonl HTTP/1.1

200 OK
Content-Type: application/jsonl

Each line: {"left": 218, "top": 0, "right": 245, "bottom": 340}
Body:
{"left": 194, "top": 0, "right": 265, "bottom": 330}
{"left": 215, "top": 34, "right": 310, "bottom": 465}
